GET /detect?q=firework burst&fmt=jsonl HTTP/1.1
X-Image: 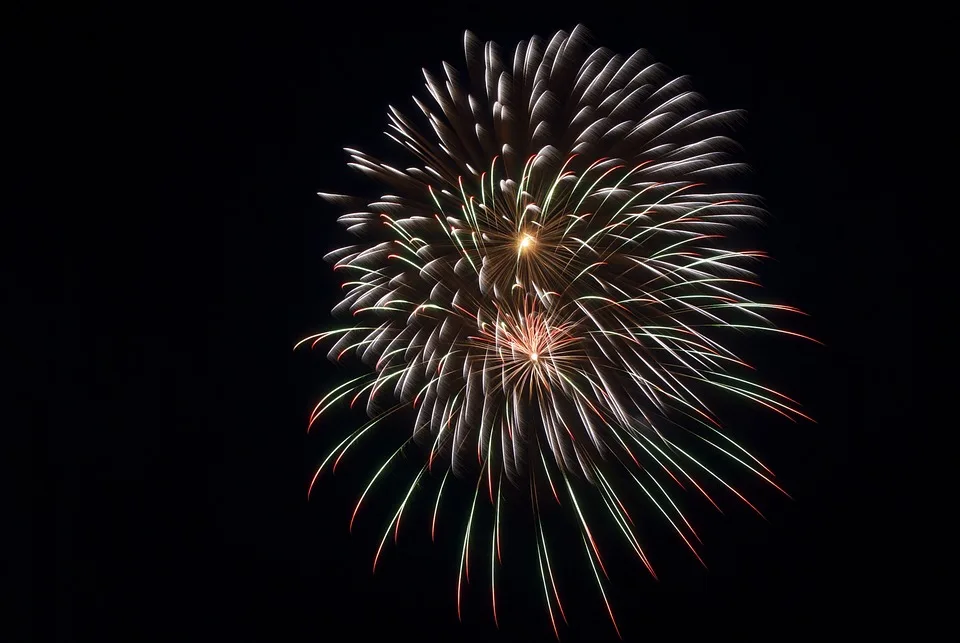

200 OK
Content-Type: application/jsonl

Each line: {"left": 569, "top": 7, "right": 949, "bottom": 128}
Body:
{"left": 299, "top": 25, "right": 815, "bottom": 637}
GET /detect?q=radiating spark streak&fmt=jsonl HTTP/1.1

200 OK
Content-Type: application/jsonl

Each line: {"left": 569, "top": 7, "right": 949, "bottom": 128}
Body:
{"left": 666, "top": 439, "right": 766, "bottom": 517}
{"left": 581, "top": 533, "right": 622, "bottom": 639}
{"left": 622, "top": 426, "right": 722, "bottom": 510}
{"left": 562, "top": 473, "right": 608, "bottom": 579}
{"left": 491, "top": 474, "right": 502, "bottom": 627}
{"left": 641, "top": 467, "right": 702, "bottom": 542}
{"left": 432, "top": 469, "right": 450, "bottom": 541}
{"left": 688, "top": 431, "right": 791, "bottom": 498}
{"left": 690, "top": 376, "right": 812, "bottom": 422}
{"left": 294, "top": 327, "right": 374, "bottom": 351}
{"left": 333, "top": 403, "right": 409, "bottom": 473}
{"left": 539, "top": 450, "right": 561, "bottom": 505}
{"left": 625, "top": 468, "right": 705, "bottom": 566}
{"left": 308, "top": 374, "right": 372, "bottom": 429}
{"left": 535, "top": 526, "right": 561, "bottom": 640}
{"left": 593, "top": 467, "right": 655, "bottom": 575}
{"left": 307, "top": 402, "right": 410, "bottom": 499}
{"left": 457, "top": 455, "right": 487, "bottom": 621}
{"left": 539, "top": 521, "right": 568, "bottom": 625}
{"left": 350, "top": 441, "right": 408, "bottom": 533}
{"left": 703, "top": 425, "right": 775, "bottom": 476}
{"left": 532, "top": 475, "right": 564, "bottom": 638}
{"left": 708, "top": 324, "right": 824, "bottom": 345}
{"left": 373, "top": 466, "right": 427, "bottom": 572}
{"left": 495, "top": 474, "right": 503, "bottom": 563}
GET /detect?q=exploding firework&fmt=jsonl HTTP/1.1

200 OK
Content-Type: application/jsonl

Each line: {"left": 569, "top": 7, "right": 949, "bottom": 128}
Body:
{"left": 299, "top": 25, "right": 815, "bottom": 637}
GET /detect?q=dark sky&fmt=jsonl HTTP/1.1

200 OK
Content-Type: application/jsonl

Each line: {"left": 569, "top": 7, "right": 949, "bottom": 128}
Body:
{"left": 31, "top": 3, "right": 918, "bottom": 641}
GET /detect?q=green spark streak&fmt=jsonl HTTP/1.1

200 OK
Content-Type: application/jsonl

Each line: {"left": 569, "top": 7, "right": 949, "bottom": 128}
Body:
{"left": 389, "top": 253, "right": 423, "bottom": 272}
{"left": 489, "top": 159, "right": 497, "bottom": 218}
{"left": 340, "top": 280, "right": 378, "bottom": 290}
{"left": 309, "top": 374, "right": 371, "bottom": 420}
{"left": 706, "top": 324, "right": 821, "bottom": 344}
{"left": 465, "top": 191, "right": 481, "bottom": 232}
{"left": 710, "top": 370, "right": 799, "bottom": 402}
{"left": 457, "top": 177, "right": 473, "bottom": 220}
{"left": 534, "top": 520, "right": 560, "bottom": 638}
{"left": 560, "top": 471, "right": 606, "bottom": 577}
{"left": 451, "top": 223, "right": 479, "bottom": 272}
{"left": 491, "top": 474, "right": 502, "bottom": 626}
{"left": 380, "top": 215, "right": 416, "bottom": 243}
{"left": 417, "top": 303, "right": 454, "bottom": 314}
{"left": 594, "top": 165, "right": 645, "bottom": 228}
{"left": 516, "top": 156, "right": 534, "bottom": 223}
{"left": 390, "top": 238, "right": 418, "bottom": 258}
{"left": 570, "top": 261, "right": 607, "bottom": 284}
{"left": 619, "top": 424, "right": 703, "bottom": 493}
{"left": 640, "top": 468, "right": 702, "bottom": 541}
{"left": 372, "top": 466, "right": 427, "bottom": 572}
{"left": 623, "top": 468, "right": 704, "bottom": 564}
{"left": 457, "top": 455, "right": 488, "bottom": 620}
{"left": 650, "top": 234, "right": 724, "bottom": 261}
{"left": 479, "top": 173, "right": 487, "bottom": 220}
{"left": 568, "top": 164, "right": 626, "bottom": 228}
{"left": 633, "top": 327, "right": 712, "bottom": 404}
{"left": 541, "top": 155, "right": 577, "bottom": 215}
{"left": 579, "top": 532, "right": 621, "bottom": 639}
{"left": 662, "top": 437, "right": 764, "bottom": 516}
{"left": 338, "top": 336, "right": 380, "bottom": 355}
{"left": 331, "top": 265, "right": 388, "bottom": 277}
{"left": 702, "top": 424, "right": 774, "bottom": 473}
{"left": 431, "top": 469, "right": 450, "bottom": 541}
{"left": 349, "top": 439, "right": 410, "bottom": 531}
{"left": 538, "top": 519, "right": 565, "bottom": 624}
{"left": 310, "top": 428, "right": 365, "bottom": 485}
{"left": 485, "top": 418, "right": 496, "bottom": 498}
{"left": 376, "top": 345, "right": 410, "bottom": 365}
{"left": 629, "top": 322, "right": 739, "bottom": 358}
{"left": 294, "top": 327, "right": 375, "bottom": 352}
{"left": 593, "top": 468, "right": 647, "bottom": 564}
{"left": 346, "top": 379, "right": 379, "bottom": 405}
{"left": 612, "top": 195, "right": 724, "bottom": 256}
{"left": 589, "top": 329, "right": 734, "bottom": 372}
{"left": 690, "top": 432, "right": 784, "bottom": 493}
{"left": 691, "top": 375, "right": 804, "bottom": 419}
{"left": 539, "top": 449, "right": 560, "bottom": 503}
{"left": 368, "top": 368, "right": 406, "bottom": 400}
{"left": 308, "top": 402, "right": 411, "bottom": 499}
{"left": 657, "top": 251, "right": 765, "bottom": 284}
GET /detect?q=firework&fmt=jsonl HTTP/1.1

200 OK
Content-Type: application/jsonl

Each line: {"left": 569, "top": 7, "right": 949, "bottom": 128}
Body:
{"left": 300, "top": 25, "right": 815, "bottom": 637}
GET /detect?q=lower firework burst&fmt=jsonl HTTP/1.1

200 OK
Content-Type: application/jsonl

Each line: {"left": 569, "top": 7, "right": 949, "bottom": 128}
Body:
{"left": 299, "top": 25, "right": 816, "bottom": 638}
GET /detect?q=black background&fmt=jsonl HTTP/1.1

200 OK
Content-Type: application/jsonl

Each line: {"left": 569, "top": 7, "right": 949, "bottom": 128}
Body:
{"left": 27, "top": 2, "right": 921, "bottom": 641}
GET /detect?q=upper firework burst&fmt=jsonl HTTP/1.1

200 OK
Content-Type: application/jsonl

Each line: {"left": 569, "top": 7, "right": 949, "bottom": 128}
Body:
{"left": 306, "top": 25, "right": 813, "bottom": 637}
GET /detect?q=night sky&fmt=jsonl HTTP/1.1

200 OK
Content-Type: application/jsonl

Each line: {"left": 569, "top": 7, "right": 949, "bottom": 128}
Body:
{"left": 32, "top": 3, "right": 918, "bottom": 641}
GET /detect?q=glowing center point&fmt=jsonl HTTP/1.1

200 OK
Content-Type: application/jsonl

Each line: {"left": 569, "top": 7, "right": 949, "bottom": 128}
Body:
{"left": 529, "top": 352, "right": 538, "bottom": 361}
{"left": 519, "top": 234, "right": 535, "bottom": 251}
